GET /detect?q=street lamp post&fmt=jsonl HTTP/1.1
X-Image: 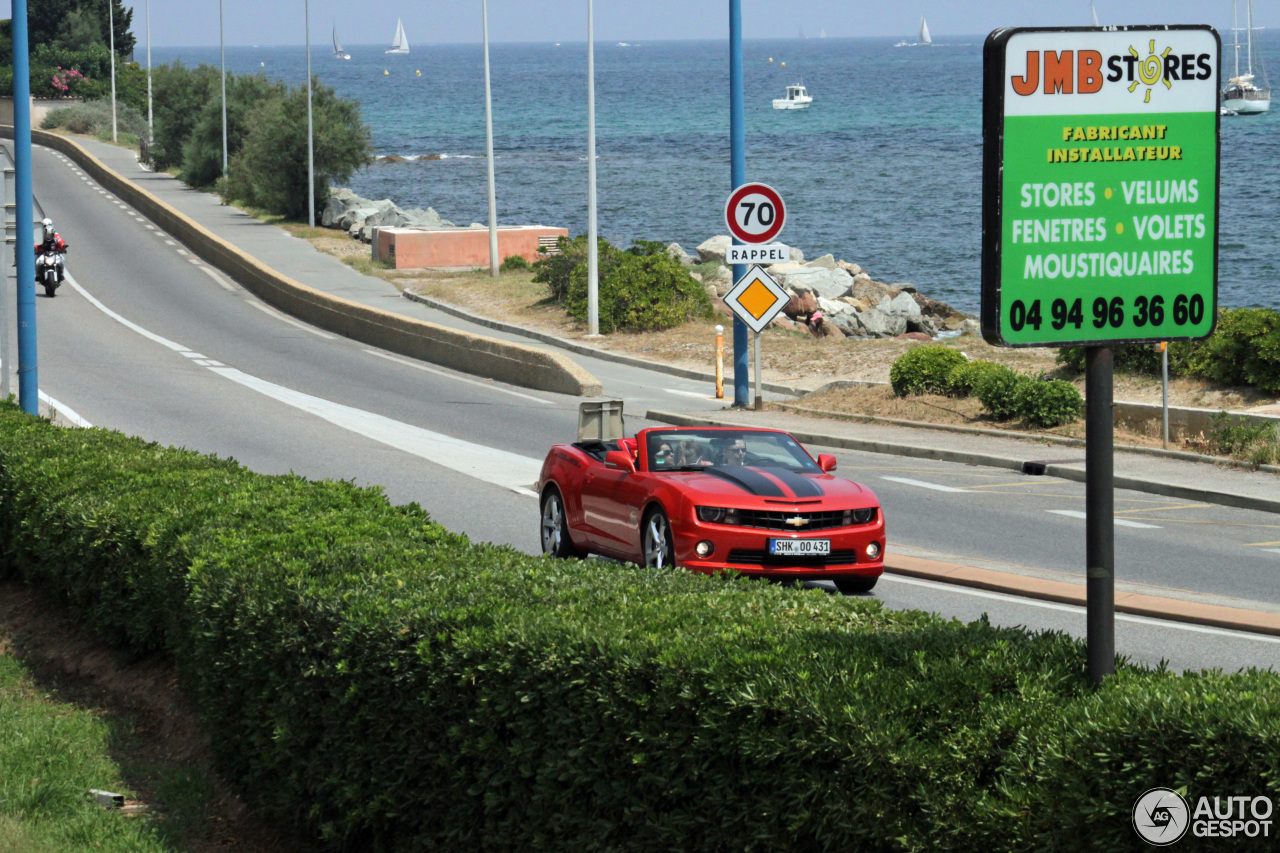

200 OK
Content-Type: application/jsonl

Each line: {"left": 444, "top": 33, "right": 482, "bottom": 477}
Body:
{"left": 306, "top": 0, "right": 315, "bottom": 227}
{"left": 108, "top": 0, "right": 117, "bottom": 142}
{"left": 220, "top": 0, "right": 228, "bottom": 173}
{"left": 146, "top": 0, "right": 152, "bottom": 148}
{"left": 482, "top": 0, "right": 499, "bottom": 278}
{"left": 586, "top": 0, "right": 598, "bottom": 336}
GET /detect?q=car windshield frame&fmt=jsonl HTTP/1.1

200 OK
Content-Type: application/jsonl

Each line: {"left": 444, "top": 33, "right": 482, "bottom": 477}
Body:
{"left": 643, "top": 429, "right": 819, "bottom": 473}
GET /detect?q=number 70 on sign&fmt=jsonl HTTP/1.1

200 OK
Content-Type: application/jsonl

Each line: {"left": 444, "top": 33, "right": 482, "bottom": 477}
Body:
{"left": 725, "top": 183, "right": 787, "bottom": 245}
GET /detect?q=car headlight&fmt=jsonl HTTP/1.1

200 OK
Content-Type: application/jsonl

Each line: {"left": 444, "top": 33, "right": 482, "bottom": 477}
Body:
{"left": 696, "top": 506, "right": 741, "bottom": 525}
{"left": 842, "top": 507, "right": 878, "bottom": 525}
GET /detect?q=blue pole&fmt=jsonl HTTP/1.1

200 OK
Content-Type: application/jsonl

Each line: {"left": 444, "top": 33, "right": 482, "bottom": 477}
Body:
{"left": 729, "top": 0, "right": 748, "bottom": 406}
{"left": 12, "top": 0, "right": 37, "bottom": 415}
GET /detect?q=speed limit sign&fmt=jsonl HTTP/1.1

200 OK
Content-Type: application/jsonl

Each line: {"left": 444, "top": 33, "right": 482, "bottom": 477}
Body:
{"left": 724, "top": 183, "right": 786, "bottom": 244}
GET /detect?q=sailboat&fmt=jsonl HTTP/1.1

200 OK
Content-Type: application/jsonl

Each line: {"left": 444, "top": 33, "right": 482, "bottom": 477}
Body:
{"left": 1091, "top": 2, "right": 1100, "bottom": 26}
{"left": 385, "top": 17, "right": 410, "bottom": 55}
{"left": 332, "top": 25, "right": 350, "bottom": 60}
{"left": 1222, "top": 0, "right": 1270, "bottom": 114}
{"left": 895, "top": 15, "right": 933, "bottom": 47}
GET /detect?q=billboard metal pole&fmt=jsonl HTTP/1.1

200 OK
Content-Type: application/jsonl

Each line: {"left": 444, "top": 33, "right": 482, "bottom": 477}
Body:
{"left": 12, "top": 0, "right": 36, "bottom": 414}
{"left": 1086, "top": 346, "right": 1116, "bottom": 686}
{"left": 729, "top": 0, "right": 748, "bottom": 406}
{"left": 586, "top": 0, "right": 599, "bottom": 335}
{"left": 306, "top": 0, "right": 315, "bottom": 227}
{"left": 482, "top": 0, "right": 499, "bottom": 277}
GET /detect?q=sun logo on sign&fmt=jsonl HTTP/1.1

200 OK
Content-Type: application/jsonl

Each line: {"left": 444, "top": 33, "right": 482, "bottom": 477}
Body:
{"left": 1128, "top": 39, "right": 1174, "bottom": 103}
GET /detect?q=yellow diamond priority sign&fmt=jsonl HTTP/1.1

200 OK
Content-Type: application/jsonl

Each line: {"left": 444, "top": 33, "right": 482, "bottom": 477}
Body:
{"left": 724, "top": 265, "right": 789, "bottom": 333}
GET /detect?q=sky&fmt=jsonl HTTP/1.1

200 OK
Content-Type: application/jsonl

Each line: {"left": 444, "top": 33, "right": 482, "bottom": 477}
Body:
{"left": 113, "top": 1, "right": 1278, "bottom": 48}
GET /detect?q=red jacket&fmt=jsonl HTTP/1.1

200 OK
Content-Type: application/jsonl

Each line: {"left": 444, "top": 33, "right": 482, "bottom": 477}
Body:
{"left": 35, "top": 233, "right": 67, "bottom": 255}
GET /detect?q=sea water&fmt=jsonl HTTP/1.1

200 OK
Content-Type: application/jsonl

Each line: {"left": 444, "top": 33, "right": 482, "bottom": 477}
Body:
{"left": 152, "top": 36, "right": 1279, "bottom": 315}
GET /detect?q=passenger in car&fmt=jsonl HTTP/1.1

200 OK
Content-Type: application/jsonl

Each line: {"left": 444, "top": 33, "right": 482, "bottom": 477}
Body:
{"left": 677, "top": 440, "right": 704, "bottom": 466}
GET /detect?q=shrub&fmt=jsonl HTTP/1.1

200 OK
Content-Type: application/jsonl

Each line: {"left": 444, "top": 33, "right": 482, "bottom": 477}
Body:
{"left": 973, "top": 363, "right": 1029, "bottom": 420}
{"left": 1205, "top": 411, "right": 1280, "bottom": 465}
{"left": 532, "top": 234, "right": 621, "bottom": 304}
{"left": 1056, "top": 340, "right": 1198, "bottom": 377}
{"left": 1014, "top": 378, "right": 1084, "bottom": 428}
{"left": 41, "top": 97, "right": 148, "bottom": 139}
{"left": 224, "top": 78, "right": 373, "bottom": 220}
{"left": 946, "top": 359, "right": 1008, "bottom": 398}
{"left": 501, "top": 254, "right": 532, "bottom": 272}
{"left": 889, "top": 345, "right": 969, "bottom": 396}
{"left": 565, "top": 249, "right": 712, "bottom": 333}
{"left": 1186, "top": 308, "right": 1280, "bottom": 393}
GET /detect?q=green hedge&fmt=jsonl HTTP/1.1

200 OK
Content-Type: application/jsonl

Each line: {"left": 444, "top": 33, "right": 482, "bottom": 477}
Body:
{"left": 1, "top": 401, "right": 1278, "bottom": 850}
{"left": 889, "top": 344, "right": 968, "bottom": 396}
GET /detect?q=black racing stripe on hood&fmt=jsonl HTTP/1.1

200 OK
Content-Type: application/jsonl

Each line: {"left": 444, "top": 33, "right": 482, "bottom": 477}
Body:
{"left": 765, "top": 468, "right": 824, "bottom": 498}
{"left": 702, "top": 466, "right": 787, "bottom": 497}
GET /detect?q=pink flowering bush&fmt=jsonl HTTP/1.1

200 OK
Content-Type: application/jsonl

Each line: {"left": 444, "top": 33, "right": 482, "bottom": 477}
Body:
{"left": 50, "top": 67, "right": 84, "bottom": 95}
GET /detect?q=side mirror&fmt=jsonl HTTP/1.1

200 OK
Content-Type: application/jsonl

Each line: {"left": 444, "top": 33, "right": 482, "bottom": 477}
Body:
{"left": 817, "top": 453, "right": 837, "bottom": 473}
{"left": 604, "top": 450, "right": 637, "bottom": 473}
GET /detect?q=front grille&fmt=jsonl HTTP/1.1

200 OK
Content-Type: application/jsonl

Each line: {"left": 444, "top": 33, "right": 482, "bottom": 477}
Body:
{"left": 735, "top": 508, "right": 876, "bottom": 531}
{"left": 725, "top": 549, "right": 859, "bottom": 567}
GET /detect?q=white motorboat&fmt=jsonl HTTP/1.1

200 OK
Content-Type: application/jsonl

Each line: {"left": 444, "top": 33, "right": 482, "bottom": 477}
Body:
{"left": 773, "top": 83, "right": 813, "bottom": 110}
{"left": 332, "top": 25, "right": 350, "bottom": 60}
{"left": 385, "top": 17, "right": 410, "bottom": 55}
{"left": 1222, "top": 0, "right": 1270, "bottom": 114}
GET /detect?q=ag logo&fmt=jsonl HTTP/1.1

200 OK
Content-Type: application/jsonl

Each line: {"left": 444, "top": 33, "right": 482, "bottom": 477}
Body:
{"left": 1133, "top": 787, "right": 1190, "bottom": 846}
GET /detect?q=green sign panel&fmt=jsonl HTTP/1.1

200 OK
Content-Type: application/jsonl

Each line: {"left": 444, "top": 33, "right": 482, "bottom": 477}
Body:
{"left": 982, "top": 26, "right": 1220, "bottom": 347}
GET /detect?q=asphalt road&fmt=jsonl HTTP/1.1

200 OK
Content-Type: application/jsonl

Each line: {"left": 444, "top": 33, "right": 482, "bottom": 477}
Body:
{"left": 5, "top": 141, "right": 1278, "bottom": 674}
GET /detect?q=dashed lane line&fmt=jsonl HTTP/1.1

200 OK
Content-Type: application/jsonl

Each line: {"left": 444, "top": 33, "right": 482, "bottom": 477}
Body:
{"left": 243, "top": 300, "right": 337, "bottom": 339}
{"left": 1046, "top": 509, "right": 1161, "bottom": 529}
{"left": 880, "top": 476, "right": 968, "bottom": 493}
{"left": 362, "top": 349, "right": 552, "bottom": 405}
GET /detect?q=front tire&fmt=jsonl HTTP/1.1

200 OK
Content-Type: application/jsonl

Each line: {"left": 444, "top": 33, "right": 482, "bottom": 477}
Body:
{"left": 43, "top": 276, "right": 57, "bottom": 297}
{"left": 641, "top": 507, "right": 675, "bottom": 569}
{"left": 834, "top": 575, "right": 878, "bottom": 595}
{"left": 540, "top": 488, "right": 583, "bottom": 558}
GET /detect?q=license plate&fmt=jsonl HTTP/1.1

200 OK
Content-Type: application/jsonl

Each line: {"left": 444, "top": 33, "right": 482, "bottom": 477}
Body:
{"left": 769, "top": 538, "right": 831, "bottom": 556}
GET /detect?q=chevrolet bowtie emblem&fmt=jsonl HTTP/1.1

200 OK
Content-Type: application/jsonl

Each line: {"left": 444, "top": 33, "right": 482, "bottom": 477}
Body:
{"left": 785, "top": 516, "right": 809, "bottom": 527}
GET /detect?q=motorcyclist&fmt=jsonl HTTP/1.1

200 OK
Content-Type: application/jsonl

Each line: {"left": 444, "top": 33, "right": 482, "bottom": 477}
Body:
{"left": 34, "top": 218, "right": 68, "bottom": 283}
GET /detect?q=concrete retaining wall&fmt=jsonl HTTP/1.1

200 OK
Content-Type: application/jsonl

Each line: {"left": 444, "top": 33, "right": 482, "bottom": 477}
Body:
{"left": 10, "top": 128, "right": 602, "bottom": 398}
{"left": 1114, "top": 400, "right": 1280, "bottom": 441}
{"left": 0, "top": 97, "right": 84, "bottom": 129}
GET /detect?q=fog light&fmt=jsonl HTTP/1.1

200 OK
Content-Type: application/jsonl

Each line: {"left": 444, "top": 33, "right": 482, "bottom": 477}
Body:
{"left": 865, "top": 542, "right": 881, "bottom": 560}
{"left": 695, "top": 540, "right": 715, "bottom": 558}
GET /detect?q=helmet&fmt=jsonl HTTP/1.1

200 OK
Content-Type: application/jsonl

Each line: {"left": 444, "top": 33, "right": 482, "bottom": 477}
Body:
{"left": 41, "top": 218, "right": 52, "bottom": 229}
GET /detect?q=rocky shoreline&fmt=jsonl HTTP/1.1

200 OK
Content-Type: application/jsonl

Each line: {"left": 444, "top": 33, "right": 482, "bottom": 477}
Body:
{"left": 324, "top": 188, "right": 976, "bottom": 341}
{"left": 672, "top": 235, "right": 979, "bottom": 340}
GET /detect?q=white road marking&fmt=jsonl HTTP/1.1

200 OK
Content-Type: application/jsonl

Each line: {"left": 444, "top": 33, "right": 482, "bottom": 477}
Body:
{"left": 64, "top": 272, "right": 542, "bottom": 497}
{"left": 881, "top": 574, "right": 1280, "bottom": 643}
{"left": 362, "top": 349, "right": 551, "bottom": 405}
{"left": 177, "top": 248, "right": 189, "bottom": 256}
{"left": 197, "top": 266, "right": 236, "bottom": 291}
{"left": 1047, "top": 510, "right": 1161, "bottom": 529}
{"left": 664, "top": 388, "right": 718, "bottom": 399}
{"left": 38, "top": 391, "right": 92, "bottom": 427}
{"left": 188, "top": 258, "right": 201, "bottom": 265}
{"left": 881, "top": 476, "right": 968, "bottom": 493}
{"left": 1265, "top": 549, "right": 1280, "bottom": 555}
{"left": 165, "top": 240, "right": 176, "bottom": 245}
{"left": 244, "top": 300, "right": 337, "bottom": 339}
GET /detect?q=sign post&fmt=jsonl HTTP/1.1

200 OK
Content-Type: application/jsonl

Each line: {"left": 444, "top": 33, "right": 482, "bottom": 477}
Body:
{"left": 983, "top": 25, "right": 1219, "bottom": 686}
{"left": 722, "top": 265, "right": 790, "bottom": 411}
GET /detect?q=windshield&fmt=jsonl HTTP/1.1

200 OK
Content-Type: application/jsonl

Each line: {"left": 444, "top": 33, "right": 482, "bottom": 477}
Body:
{"left": 646, "top": 430, "right": 819, "bottom": 473}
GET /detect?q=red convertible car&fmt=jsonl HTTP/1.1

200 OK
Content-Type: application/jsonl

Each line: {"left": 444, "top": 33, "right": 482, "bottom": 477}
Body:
{"left": 537, "top": 404, "right": 884, "bottom": 594}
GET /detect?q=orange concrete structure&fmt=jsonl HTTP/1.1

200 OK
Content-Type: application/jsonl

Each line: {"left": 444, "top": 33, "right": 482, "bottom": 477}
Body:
{"left": 374, "top": 226, "right": 569, "bottom": 270}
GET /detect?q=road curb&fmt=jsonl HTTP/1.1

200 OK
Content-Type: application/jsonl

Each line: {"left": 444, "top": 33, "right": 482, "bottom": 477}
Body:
{"left": 13, "top": 129, "right": 603, "bottom": 398}
{"left": 885, "top": 554, "right": 1280, "bottom": 638}
{"left": 644, "top": 409, "right": 1280, "bottom": 516}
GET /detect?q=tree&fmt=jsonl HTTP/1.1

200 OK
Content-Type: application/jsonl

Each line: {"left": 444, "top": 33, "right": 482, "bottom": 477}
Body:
{"left": 225, "top": 79, "right": 372, "bottom": 220}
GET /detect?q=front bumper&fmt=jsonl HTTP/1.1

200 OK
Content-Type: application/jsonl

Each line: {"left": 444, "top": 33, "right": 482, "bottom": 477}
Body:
{"left": 671, "top": 518, "right": 885, "bottom": 580}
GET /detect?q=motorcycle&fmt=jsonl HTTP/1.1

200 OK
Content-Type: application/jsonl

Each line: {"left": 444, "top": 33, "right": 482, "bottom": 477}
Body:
{"left": 36, "top": 248, "right": 65, "bottom": 297}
